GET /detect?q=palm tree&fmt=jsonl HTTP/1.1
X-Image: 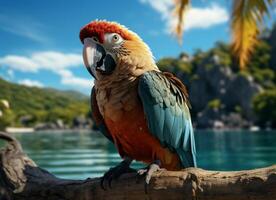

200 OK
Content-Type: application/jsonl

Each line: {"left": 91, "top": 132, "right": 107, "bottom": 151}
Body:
{"left": 173, "top": 0, "right": 275, "bottom": 69}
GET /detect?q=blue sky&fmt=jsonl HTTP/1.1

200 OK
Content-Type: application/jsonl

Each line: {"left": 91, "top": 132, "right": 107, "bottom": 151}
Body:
{"left": 0, "top": 0, "right": 274, "bottom": 95}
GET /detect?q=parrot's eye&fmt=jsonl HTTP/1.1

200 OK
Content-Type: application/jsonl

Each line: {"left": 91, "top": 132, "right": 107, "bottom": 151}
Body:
{"left": 112, "top": 34, "right": 119, "bottom": 42}
{"left": 105, "top": 33, "right": 123, "bottom": 46}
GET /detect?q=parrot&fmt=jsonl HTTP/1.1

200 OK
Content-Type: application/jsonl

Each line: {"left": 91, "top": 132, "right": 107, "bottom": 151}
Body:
{"left": 79, "top": 20, "right": 197, "bottom": 189}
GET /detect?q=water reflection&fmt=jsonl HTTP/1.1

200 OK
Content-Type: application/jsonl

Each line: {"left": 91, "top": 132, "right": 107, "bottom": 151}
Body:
{"left": 0, "top": 130, "right": 275, "bottom": 179}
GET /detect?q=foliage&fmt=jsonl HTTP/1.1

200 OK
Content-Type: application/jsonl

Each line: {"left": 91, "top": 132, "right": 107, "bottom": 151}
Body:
{"left": 0, "top": 78, "right": 90, "bottom": 128}
{"left": 207, "top": 99, "right": 222, "bottom": 109}
{"left": 269, "top": 23, "right": 276, "bottom": 68}
{"left": 172, "top": 0, "right": 190, "bottom": 43}
{"left": 253, "top": 89, "right": 276, "bottom": 127}
{"left": 192, "top": 42, "right": 232, "bottom": 68}
{"left": 0, "top": 110, "right": 15, "bottom": 130}
{"left": 243, "top": 40, "right": 275, "bottom": 88}
{"left": 172, "top": 0, "right": 275, "bottom": 69}
{"left": 157, "top": 56, "right": 193, "bottom": 75}
{"left": 231, "top": 0, "right": 273, "bottom": 69}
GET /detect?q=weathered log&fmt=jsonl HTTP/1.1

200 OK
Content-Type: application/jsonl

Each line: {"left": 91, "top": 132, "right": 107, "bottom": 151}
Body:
{"left": 0, "top": 131, "right": 275, "bottom": 200}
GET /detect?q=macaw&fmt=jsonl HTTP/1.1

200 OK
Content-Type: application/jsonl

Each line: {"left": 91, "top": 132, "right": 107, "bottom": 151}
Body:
{"left": 80, "top": 20, "right": 197, "bottom": 188}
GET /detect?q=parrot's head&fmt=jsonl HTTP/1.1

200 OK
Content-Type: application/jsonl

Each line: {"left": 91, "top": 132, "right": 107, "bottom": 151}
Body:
{"left": 80, "top": 20, "right": 157, "bottom": 80}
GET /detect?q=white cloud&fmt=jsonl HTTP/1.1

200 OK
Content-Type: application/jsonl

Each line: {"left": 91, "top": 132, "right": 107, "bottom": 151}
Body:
{"left": 184, "top": 5, "right": 229, "bottom": 30}
{"left": 0, "top": 51, "right": 93, "bottom": 92}
{"left": 56, "top": 69, "right": 93, "bottom": 90}
{"left": 31, "top": 52, "right": 83, "bottom": 70}
{"left": 0, "top": 51, "right": 82, "bottom": 72}
{"left": 140, "top": 0, "right": 172, "bottom": 19}
{"left": 139, "top": 0, "right": 229, "bottom": 33}
{"left": 0, "top": 55, "right": 39, "bottom": 72}
{"left": 19, "top": 79, "right": 44, "bottom": 88}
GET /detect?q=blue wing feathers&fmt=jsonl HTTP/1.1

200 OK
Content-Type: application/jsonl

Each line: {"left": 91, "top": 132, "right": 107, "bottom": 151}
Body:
{"left": 138, "top": 71, "right": 197, "bottom": 168}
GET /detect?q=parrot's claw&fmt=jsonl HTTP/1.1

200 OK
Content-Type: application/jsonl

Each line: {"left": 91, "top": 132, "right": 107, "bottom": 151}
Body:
{"left": 100, "top": 159, "right": 135, "bottom": 190}
{"left": 137, "top": 161, "right": 166, "bottom": 193}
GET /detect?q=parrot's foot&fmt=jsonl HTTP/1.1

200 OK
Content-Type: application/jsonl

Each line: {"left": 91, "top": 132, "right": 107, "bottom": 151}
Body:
{"left": 137, "top": 160, "right": 166, "bottom": 193}
{"left": 100, "top": 158, "right": 135, "bottom": 190}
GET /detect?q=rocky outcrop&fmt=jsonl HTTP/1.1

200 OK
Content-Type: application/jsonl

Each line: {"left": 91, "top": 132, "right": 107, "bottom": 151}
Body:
{"left": 222, "top": 75, "right": 263, "bottom": 121}
{"left": 34, "top": 117, "right": 93, "bottom": 131}
{"left": 73, "top": 116, "right": 93, "bottom": 129}
{"left": 187, "top": 57, "right": 263, "bottom": 129}
{"left": 196, "top": 106, "right": 250, "bottom": 130}
{"left": 190, "top": 63, "right": 233, "bottom": 113}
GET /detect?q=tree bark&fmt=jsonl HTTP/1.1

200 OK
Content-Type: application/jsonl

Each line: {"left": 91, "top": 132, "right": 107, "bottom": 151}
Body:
{"left": 0, "top": 131, "right": 275, "bottom": 200}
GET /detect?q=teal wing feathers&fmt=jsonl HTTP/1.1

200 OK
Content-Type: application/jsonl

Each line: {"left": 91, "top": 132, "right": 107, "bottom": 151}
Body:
{"left": 138, "top": 71, "right": 196, "bottom": 167}
{"left": 91, "top": 87, "right": 114, "bottom": 143}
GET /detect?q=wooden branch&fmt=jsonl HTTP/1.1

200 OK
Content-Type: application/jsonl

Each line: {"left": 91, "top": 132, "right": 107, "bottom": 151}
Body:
{"left": 0, "top": 131, "right": 275, "bottom": 200}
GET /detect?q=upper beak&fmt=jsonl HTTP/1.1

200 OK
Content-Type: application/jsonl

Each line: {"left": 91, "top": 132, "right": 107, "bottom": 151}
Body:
{"left": 82, "top": 38, "right": 106, "bottom": 79}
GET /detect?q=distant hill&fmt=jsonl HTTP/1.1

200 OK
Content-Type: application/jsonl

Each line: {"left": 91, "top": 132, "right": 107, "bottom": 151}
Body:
{"left": 43, "top": 88, "right": 89, "bottom": 101}
{"left": 0, "top": 78, "right": 90, "bottom": 128}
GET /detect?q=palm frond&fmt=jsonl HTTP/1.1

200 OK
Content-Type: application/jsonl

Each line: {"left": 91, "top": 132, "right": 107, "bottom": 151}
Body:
{"left": 172, "top": 0, "right": 190, "bottom": 44}
{"left": 231, "top": 0, "right": 275, "bottom": 69}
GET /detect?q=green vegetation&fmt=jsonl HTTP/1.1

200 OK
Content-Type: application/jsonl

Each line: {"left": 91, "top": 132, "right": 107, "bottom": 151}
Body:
{"left": 0, "top": 102, "right": 14, "bottom": 130}
{"left": 253, "top": 89, "right": 276, "bottom": 127}
{"left": 0, "top": 78, "right": 89, "bottom": 129}
{"left": 157, "top": 56, "right": 193, "bottom": 75}
{"left": 208, "top": 99, "right": 222, "bottom": 110}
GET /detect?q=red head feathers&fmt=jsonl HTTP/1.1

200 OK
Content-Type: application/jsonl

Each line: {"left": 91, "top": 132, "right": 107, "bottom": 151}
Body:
{"left": 79, "top": 20, "right": 134, "bottom": 44}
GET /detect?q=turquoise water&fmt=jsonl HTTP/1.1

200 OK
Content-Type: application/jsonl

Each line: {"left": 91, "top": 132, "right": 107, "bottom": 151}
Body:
{"left": 1, "top": 130, "right": 276, "bottom": 180}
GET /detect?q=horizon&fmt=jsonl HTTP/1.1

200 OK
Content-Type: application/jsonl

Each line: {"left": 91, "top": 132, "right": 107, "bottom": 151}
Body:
{"left": 0, "top": 0, "right": 275, "bottom": 94}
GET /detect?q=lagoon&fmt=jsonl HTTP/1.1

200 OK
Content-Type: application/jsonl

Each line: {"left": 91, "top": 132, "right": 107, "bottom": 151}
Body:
{"left": 2, "top": 130, "right": 276, "bottom": 180}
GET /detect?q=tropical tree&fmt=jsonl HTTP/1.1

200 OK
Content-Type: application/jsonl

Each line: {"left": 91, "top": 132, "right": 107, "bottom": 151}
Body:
{"left": 172, "top": 0, "right": 275, "bottom": 69}
{"left": 0, "top": 99, "right": 13, "bottom": 130}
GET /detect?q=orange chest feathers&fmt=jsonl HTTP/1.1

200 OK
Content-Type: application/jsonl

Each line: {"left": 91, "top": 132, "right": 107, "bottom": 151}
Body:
{"left": 96, "top": 87, "right": 181, "bottom": 170}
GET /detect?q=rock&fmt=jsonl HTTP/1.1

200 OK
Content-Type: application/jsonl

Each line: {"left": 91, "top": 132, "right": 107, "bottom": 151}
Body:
{"left": 213, "top": 120, "right": 225, "bottom": 129}
{"left": 179, "top": 52, "right": 191, "bottom": 62}
{"left": 196, "top": 106, "right": 250, "bottom": 129}
{"left": 221, "top": 113, "right": 249, "bottom": 129}
{"left": 207, "top": 66, "right": 233, "bottom": 97}
{"left": 34, "top": 122, "right": 58, "bottom": 130}
{"left": 222, "top": 74, "right": 263, "bottom": 121}
{"left": 55, "top": 119, "right": 64, "bottom": 129}
{"left": 73, "top": 116, "right": 89, "bottom": 129}
{"left": 190, "top": 65, "right": 233, "bottom": 112}
{"left": 212, "top": 54, "right": 220, "bottom": 65}
{"left": 196, "top": 107, "right": 221, "bottom": 128}
{"left": 19, "top": 115, "right": 33, "bottom": 126}
{"left": 250, "top": 126, "right": 260, "bottom": 131}
{"left": 190, "top": 78, "right": 213, "bottom": 112}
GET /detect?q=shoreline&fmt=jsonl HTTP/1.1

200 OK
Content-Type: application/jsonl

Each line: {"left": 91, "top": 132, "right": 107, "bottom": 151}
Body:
{"left": 4, "top": 127, "right": 95, "bottom": 134}
{"left": 4, "top": 127, "right": 275, "bottom": 134}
